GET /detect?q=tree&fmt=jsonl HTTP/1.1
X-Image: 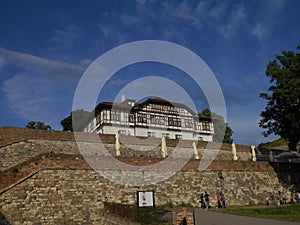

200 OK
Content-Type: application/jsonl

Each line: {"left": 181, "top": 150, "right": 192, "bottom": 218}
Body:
{"left": 25, "top": 121, "right": 52, "bottom": 130}
{"left": 259, "top": 46, "right": 300, "bottom": 151}
{"left": 60, "top": 109, "right": 91, "bottom": 132}
{"left": 199, "top": 108, "right": 234, "bottom": 143}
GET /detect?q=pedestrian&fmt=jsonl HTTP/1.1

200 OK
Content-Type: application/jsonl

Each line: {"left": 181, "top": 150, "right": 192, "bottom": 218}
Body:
{"left": 180, "top": 217, "right": 187, "bottom": 225}
{"left": 267, "top": 198, "right": 271, "bottom": 206}
{"left": 217, "top": 193, "right": 222, "bottom": 208}
{"left": 204, "top": 191, "right": 210, "bottom": 209}
{"left": 270, "top": 193, "right": 275, "bottom": 205}
{"left": 200, "top": 193, "right": 205, "bottom": 209}
{"left": 295, "top": 192, "right": 300, "bottom": 203}
{"left": 282, "top": 192, "right": 287, "bottom": 205}
{"left": 221, "top": 193, "right": 226, "bottom": 208}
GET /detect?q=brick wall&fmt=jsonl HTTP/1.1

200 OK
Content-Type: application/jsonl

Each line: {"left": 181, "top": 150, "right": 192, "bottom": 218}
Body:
{"left": 172, "top": 207, "right": 194, "bottom": 225}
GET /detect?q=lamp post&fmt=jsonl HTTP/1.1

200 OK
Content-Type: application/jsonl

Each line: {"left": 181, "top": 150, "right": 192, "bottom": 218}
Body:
{"left": 218, "top": 171, "right": 224, "bottom": 193}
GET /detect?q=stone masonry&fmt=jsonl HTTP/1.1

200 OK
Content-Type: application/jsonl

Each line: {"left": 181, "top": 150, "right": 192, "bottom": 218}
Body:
{"left": 0, "top": 127, "right": 299, "bottom": 224}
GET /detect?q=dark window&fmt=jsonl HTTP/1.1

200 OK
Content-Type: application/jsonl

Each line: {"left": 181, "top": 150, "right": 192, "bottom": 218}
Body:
{"left": 150, "top": 115, "right": 165, "bottom": 125}
{"left": 184, "top": 119, "right": 194, "bottom": 128}
{"left": 168, "top": 117, "right": 181, "bottom": 127}
{"left": 202, "top": 122, "right": 210, "bottom": 131}
{"left": 137, "top": 114, "right": 147, "bottom": 123}
{"left": 129, "top": 114, "right": 134, "bottom": 122}
{"left": 175, "top": 134, "right": 182, "bottom": 139}
{"left": 111, "top": 112, "right": 121, "bottom": 121}
{"left": 103, "top": 110, "right": 107, "bottom": 119}
{"left": 118, "top": 130, "right": 127, "bottom": 135}
{"left": 147, "top": 132, "right": 156, "bottom": 137}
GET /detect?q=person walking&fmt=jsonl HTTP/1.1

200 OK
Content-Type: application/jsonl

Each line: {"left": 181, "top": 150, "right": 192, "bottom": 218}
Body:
{"left": 217, "top": 193, "right": 222, "bottom": 208}
{"left": 204, "top": 191, "right": 210, "bottom": 210}
{"left": 221, "top": 193, "right": 226, "bottom": 208}
{"left": 200, "top": 193, "right": 205, "bottom": 209}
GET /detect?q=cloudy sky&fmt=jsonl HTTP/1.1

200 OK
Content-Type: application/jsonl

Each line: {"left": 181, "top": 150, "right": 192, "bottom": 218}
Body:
{"left": 0, "top": 0, "right": 299, "bottom": 145}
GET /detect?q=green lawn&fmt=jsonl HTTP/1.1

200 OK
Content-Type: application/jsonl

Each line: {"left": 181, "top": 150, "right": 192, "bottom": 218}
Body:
{"left": 258, "top": 138, "right": 288, "bottom": 149}
{"left": 216, "top": 204, "right": 300, "bottom": 222}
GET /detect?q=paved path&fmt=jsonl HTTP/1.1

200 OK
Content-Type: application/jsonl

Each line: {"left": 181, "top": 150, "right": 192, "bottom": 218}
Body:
{"left": 194, "top": 208, "right": 300, "bottom": 225}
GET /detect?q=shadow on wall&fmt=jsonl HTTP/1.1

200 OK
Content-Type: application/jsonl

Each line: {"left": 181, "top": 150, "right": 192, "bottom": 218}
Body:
{"left": 0, "top": 211, "right": 11, "bottom": 225}
{"left": 270, "top": 162, "right": 300, "bottom": 194}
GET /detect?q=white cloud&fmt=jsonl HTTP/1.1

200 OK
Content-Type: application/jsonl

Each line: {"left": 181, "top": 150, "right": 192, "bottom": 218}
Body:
{"left": 250, "top": 0, "right": 287, "bottom": 46}
{"left": 135, "top": 0, "right": 146, "bottom": 5}
{"left": 2, "top": 73, "right": 64, "bottom": 126}
{"left": 208, "top": 1, "right": 227, "bottom": 19}
{"left": 0, "top": 48, "right": 88, "bottom": 128}
{"left": 48, "top": 25, "right": 81, "bottom": 50}
{"left": 0, "top": 48, "right": 84, "bottom": 82}
{"left": 218, "top": 4, "right": 246, "bottom": 39}
{"left": 115, "top": 76, "right": 199, "bottom": 113}
{"left": 252, "top": 22, "right": 268, "bottom": 44}
{"left": 162, "top": 0, "right": 205, "bottom": 30}
{"left": 0, "top": 56, "right": 6, "bottom": 70}
{"left": 97, "top": 0, "right": 207, "bottom": 43}
{"left": 265, "top": 0, "right": 286, "bottom": 14}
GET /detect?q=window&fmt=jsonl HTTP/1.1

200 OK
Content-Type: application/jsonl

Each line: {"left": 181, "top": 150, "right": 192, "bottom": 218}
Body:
{"left": 162, "top": 133, "right": 169, "bottom": 138}
{"left": 175, "top": 134, "right": 182, "bottom": 139}
{"left": 168, "top": 117, "right": 181, "bottom": 127}
{"left": 103, "top": 110, "right": 108, "bottom": 120}
{"left": 198, "top": 137, "right": 203, "bottom": 141}
{"left": 147, "top": 132, "right": 156, "bottom": 137}
{"left": 202, "top": 122, "right": 211, "bottom": 131}
{"left": 129, "top": 114, "right": 134, "bottom": 123}
{"left": 184, "top": 119, "right": 194, "bottom": 128}
{"left": 118, "top": 130, "right": 127, "bottom": 136}
{"left": 150, "top": 115, "right": 165, "bottom": 125}
{"left": 111, "top": 110, "right": 121, "bottom": 121}
{"left": 137, "top": 114, "right": 147, "bottom": 123}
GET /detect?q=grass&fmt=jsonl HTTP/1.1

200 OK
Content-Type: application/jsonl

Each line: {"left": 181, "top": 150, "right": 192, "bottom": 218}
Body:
{"left": 104, "top": 202, "right": 173, "bottom": 225}
{"left": 258, "top": 138, "right": 288, "bottom": 149}
{"left": 216, "top": 204, "right": 300, "bottom": 222}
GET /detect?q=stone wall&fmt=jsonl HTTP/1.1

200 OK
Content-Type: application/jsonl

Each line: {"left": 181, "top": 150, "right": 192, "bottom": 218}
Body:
{"left": 1, "top": 127, "right": 298, "bottom": 224}
{"left": 1, "top": 166, "right": 297, "bottom": 224}
{"left": 0, "top": 127, "right": 254, "bottom": 172}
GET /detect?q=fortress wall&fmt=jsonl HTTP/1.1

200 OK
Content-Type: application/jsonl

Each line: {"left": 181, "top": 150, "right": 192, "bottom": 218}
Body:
{"left": 0, "top": 168, "right": 294, "bottom": 224}
{"left": 0, "top": 127, "right": 254, "bottom": 172}
{"left": 1, "top": 127, "right": 294, "bottom": 224}
{"left": 0, "top": 139, "right": 252, "bottom": 172}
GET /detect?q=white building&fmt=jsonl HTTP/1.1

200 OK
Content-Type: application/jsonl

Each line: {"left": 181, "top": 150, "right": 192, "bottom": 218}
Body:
{"left": 83, "top": 98, "right": 214, "bottom": 141}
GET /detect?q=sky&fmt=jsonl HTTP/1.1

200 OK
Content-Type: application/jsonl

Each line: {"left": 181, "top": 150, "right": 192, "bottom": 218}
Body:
{"left": 0, "top": 0, "right": 299, "bottom": 146}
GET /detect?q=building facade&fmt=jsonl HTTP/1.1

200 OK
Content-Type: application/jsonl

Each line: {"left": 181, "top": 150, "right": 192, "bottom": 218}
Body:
{"left": 83, "top": 98, "right": 214, "bottom": 141}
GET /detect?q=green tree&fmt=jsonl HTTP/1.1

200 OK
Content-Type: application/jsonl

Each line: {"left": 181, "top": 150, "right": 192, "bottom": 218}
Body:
{"left": 259, "top": 46, "right": 300, "bottom": 151}
{"left": 199, "top": 108, "right": 234, "bottom": 143}
{"left": 60, "top": 109, "right": 91, "bottom": 132}
{"left": 25, "top": 121, "right": 52, "bottom": 130}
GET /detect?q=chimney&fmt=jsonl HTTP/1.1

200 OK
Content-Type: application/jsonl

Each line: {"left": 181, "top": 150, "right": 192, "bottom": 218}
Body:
{"left": 121, "top": 94, "right": 126, "bottom": 102}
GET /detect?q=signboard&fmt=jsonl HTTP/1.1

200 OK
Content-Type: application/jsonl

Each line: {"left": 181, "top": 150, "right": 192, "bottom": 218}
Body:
{"left": 137, "top": 191, "right": 154, "bottom": 207}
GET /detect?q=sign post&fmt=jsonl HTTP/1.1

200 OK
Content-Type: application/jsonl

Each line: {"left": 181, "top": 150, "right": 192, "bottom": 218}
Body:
{"left": 136, "top": 190, "right": 155, "bottom": 222}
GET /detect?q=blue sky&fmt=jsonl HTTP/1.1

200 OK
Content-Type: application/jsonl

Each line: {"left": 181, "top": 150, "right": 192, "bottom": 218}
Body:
{"left": 0, "top": 0, "right": 299, "bottom": 146}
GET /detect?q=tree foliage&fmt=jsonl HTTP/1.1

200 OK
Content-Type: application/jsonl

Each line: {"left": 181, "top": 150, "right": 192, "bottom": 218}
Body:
{"left": 25, "top": 121, "right": 52, "bottom": 130}
{"left": 60, "top": 109, "right": 92, "bottom": 132}
{"left": 199, "top": 108, "right": 234, "bottom": 143}
{"left": 259, "top": 46, "right": 300, "bottom": 151}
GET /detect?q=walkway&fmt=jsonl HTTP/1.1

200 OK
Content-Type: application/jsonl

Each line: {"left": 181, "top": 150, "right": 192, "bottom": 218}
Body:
{"left": 194, "top": 208, "right": 300, "bottom": 225}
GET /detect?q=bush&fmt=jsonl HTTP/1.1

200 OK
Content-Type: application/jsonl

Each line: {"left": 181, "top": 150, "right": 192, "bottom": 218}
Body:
{"left": 11, "top": 167, "right": 18, "bottom": 173}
